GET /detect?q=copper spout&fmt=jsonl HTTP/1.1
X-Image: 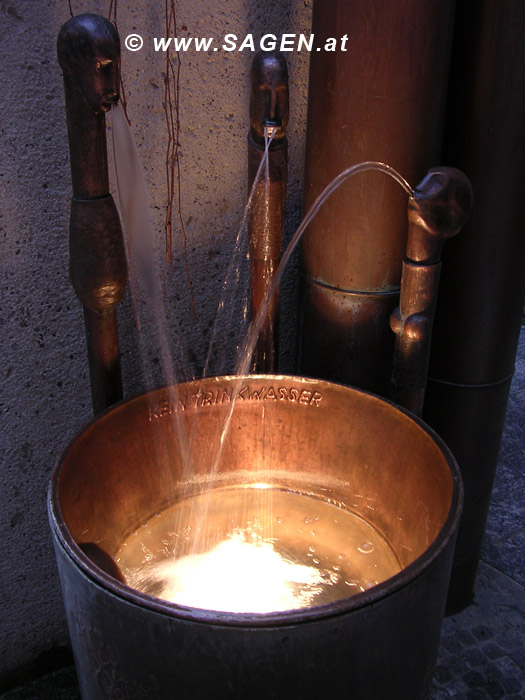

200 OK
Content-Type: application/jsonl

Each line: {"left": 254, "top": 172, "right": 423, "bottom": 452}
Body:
{"left": 249, "top": 51, "right": 289, "bottom": 145}
{"left": 57, "top": 13, "right": 120, "bottom": 116}
{"left": 390, "top": 168, "right": 473, "bottom": 416}
{"left": 248, "top": 52, "right": 288, "bottom": 372}
{"left": 57, "top": 14, "right": 127, "bottom": 414}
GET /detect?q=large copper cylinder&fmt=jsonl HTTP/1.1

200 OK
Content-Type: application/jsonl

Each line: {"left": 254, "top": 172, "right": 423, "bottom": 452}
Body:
{"left": 299, "top": 0, "right": 456, "bottom": 395}
{"left": 49, "top": 376, "right": 461, "bottom": 699}
{"left": 424, "top": 0, "right": 525, "bottom": 611}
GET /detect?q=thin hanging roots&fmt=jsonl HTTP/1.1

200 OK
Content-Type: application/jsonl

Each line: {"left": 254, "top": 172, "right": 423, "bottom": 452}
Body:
{"left": 164, "top": 0, "right": 194, "bottom": 312}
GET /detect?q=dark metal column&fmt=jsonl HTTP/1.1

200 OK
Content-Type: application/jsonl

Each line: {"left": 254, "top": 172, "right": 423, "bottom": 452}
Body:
{"left": 425, "top": 0, "right": 525, "bottom": 611}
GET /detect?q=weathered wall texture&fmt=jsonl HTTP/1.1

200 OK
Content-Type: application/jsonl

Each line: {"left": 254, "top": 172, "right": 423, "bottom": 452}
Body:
{"left": 0, "top": 0, "right": 311, "bottom": 683}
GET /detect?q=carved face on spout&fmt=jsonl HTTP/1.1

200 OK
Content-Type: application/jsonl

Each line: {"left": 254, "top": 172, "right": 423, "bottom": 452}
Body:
{"left": 250, "top": 51, "right": 289, "bottom": 142}
{"left": 57, "top": 13, "right": 120, "bottom": 114}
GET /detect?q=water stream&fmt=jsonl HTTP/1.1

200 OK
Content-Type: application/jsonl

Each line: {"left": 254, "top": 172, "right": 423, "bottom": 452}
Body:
{"left": 110, "top": 106, "right": 414, "bottom": 613}
{"left": 199, "top": 160, "right": 413, "bottom": 512}
{"left": 111, "top": 103, "right": 191, "bottom": 474}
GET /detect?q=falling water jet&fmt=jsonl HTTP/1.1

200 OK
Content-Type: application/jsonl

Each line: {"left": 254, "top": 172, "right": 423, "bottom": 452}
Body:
{"left": 184, "top": 163, "right": 470, "bottom": 589}
{"left": 111, "top": 83, "right": 279, "bottom": 557}
{"left": 175, "top": 129, "right": 277, "bottom": 557}
{"left": 202, "top": 128, "right": 276, "bottom": 379}
{"left": 200, "top": 162, "right": 414, "bottom": 496}
{"left": 110, "top": 101, "right": 192, "bottom": 478}
{"left": 156, "top": 162, "right": 414, "bottom": 576}
{"left": 239, "top": 161, "right": 413, "bottom": 377}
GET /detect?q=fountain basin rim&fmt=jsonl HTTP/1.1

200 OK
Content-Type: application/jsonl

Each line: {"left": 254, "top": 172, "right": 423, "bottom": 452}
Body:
{"left": 49, "top": 374, "right": 463, "bottom": 628}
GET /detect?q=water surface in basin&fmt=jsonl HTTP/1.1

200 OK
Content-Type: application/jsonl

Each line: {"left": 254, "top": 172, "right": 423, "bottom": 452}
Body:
{"left": 115, "top": 484, "right": 402, "bottom": 613}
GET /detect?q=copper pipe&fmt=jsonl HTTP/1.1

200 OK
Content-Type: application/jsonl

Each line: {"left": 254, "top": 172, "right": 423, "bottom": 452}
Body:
{"left": 424, "top": 0, "right": 525, "bottom": 612}
{"left": 248, "top": 51, "right": 288, "bottom": 372}
{"left": 391, "top": 167, "right": 473, "bottom": 416}
{"left": 57, "top": 14, "right": 127, "bottom": 415}
{"left": 299, "top": 0, "right": 456, "bottom": 396}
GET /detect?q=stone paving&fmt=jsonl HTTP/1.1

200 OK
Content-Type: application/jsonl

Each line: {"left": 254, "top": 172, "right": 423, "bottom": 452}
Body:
{"left": 2, "top": 332, "right": 524, "bottom": 699}
{"left": 431, "top": 562, "right": 525, "bottom": 699}
{"left": 430, "top": 328, "right": 525, "bottom": 699}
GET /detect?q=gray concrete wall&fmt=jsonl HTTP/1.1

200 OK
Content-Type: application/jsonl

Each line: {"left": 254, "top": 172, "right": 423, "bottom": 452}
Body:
{"left": 0, "top": 0, "right": 311, "bottom": 683}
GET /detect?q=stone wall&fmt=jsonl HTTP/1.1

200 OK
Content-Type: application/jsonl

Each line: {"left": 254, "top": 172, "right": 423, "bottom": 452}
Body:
{"left": 0, "top": 0, "right": 311, "bottom": 683}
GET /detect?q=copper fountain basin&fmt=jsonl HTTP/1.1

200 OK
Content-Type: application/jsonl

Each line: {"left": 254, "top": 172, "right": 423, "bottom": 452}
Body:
{"left": 49, "top": 375, "right": 462, "bottom": 700}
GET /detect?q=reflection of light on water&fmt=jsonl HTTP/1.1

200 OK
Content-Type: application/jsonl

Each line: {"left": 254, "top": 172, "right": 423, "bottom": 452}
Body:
{"left": 116, "top": 486, "right": 403, "bottom": 612}
{"left": 151, "top": 530, "right": 328, "bottom": 613}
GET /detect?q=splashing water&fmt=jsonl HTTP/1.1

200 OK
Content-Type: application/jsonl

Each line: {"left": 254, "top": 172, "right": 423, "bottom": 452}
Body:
{"left": 115, "top": 485, "right": 401, "bottom": 613}
{"left": 202, "top": 129, "right": 275, "bottom": 378}
{"left": 109, "top": 107, "right": 414, "bottom": 611}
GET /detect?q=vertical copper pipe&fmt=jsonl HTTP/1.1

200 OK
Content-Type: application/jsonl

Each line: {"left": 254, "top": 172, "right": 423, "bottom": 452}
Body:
{"left": 248, "top": 52, "right": 288, "bottom": 373}
{"left": 57, "top": 14, "right": 127, "bottom": 414}
{"left": 391, "top": 167, "right": 473, "bottom": 416}
{"left": 424, "top": 0, "right": 525, "bottom": 611}
{"left": 299, "top": 0, "right": 456, "bottom": 396}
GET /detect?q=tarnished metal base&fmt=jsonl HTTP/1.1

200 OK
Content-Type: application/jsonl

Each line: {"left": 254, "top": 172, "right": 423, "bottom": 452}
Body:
{"left": 424, "top": 375, "right": 512, "bottom": 612}
{"left": 49, "top": 376, "right": 462, "bottom": 700}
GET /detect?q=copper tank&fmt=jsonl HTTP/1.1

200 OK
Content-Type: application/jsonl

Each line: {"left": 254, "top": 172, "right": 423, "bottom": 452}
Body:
{"left": 49, "top": 375, "right": 461, "bottom": 700}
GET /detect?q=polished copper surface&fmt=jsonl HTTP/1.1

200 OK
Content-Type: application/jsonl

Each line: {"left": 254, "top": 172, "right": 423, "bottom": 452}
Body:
{"left": 58, "top": 14, "right": 126, "bottom": 414}
{"left": 50, "top": 375, "right": 462, "bottom": 699}
{"left": 248, "top": 52, "right": 288, "bottom": 372}
{"left": 390, "top": 167, "right": 473, "bottom": 415}
{"left": 299, "top": 0, "right": 456, "bottom": 395}
{"left": 249, "top": 51, "right": 289, "bottom": 144}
